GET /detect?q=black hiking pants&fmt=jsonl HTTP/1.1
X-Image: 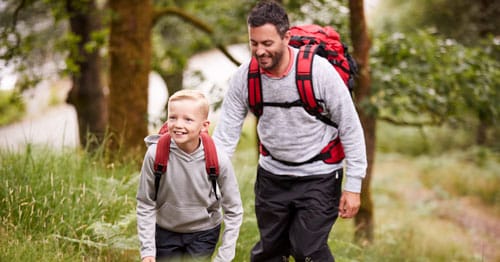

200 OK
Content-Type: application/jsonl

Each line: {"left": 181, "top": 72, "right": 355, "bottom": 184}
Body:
{"left": 156, "top": 224, "right": 221, "bottom": 262}
{"left": 250, "top": 166, "right": 343, "bottom": 262}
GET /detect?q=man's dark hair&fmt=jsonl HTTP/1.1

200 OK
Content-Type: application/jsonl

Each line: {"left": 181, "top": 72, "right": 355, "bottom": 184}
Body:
{"left": 247, "top": 0, "right": 290, "bottom": 38}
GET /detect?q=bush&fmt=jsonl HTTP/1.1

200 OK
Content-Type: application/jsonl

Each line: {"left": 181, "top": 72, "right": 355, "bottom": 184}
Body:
{"left": 0, "top": 90, "right": 25, "bottom": 126}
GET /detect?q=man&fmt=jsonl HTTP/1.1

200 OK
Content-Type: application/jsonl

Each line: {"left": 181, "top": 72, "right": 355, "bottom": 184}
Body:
{"left": 213, "top": 1, "right": 367, "bottom": 261}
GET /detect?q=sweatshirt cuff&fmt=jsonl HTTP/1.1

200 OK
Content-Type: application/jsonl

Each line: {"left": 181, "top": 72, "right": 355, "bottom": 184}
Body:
{"left": 141, "top": 250, "right": 156, "bottom": 260}
{"left": 343, "top": 176, "right": 362, "bottom": 193}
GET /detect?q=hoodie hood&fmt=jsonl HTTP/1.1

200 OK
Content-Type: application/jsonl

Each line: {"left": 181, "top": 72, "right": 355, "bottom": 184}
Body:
{"left": 144, "top": 134, "right": 161, "bottom": 146}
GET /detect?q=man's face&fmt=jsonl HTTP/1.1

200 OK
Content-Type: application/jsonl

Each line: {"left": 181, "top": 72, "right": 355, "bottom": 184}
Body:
{"left": 249, "top": 23, "right": 290, "bottom": 75}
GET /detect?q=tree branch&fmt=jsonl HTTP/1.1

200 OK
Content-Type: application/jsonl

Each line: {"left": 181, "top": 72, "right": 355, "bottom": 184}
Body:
{"left": 378, "top": 116, "right": 443, "bottom": 127}
{"left": 153, "top": 6, "right": 241, "bottom": 66}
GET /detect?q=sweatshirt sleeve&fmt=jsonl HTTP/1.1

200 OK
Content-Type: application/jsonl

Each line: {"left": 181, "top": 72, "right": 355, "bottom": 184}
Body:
{"left": 213, "top": 150, "right": 243, "bottom": 262}
{"left": 212, "top": 64, "right": 250, "bottom": 157}
{"left": 316, "top": 58, "right": 367, "bottom": 193}
{"left": 136, "top": 144, "right": 158, "bottom": 259}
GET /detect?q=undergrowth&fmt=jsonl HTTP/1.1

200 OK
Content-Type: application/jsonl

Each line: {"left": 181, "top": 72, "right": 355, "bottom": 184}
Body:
{"left": 0, "top": 119, "right": 497, "bottom": 261}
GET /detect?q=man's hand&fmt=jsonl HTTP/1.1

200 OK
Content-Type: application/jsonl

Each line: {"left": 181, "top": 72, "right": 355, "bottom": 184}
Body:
{"left": 142, "top": 256, "right": 155, "bottom": 262}
{"left": 338, "top": 191, "right": 361, "bottom": 219}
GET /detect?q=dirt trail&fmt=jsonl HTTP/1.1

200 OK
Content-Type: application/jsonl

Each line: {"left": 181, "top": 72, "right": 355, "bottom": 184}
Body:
{"left": 376, "top": 157, "right": 500, "bottom": 262}
{"left": 437, "top": 197, "right": 500, "bottom": 261}
{"left": 0, "top": 104, "right": 79, "bottom": 151}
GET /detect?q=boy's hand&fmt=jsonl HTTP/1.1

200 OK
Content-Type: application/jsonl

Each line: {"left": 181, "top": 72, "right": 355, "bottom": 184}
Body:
{"left": 142, "top": 256, "right": 155, "bottom": 262}
{"left": 338, "top": 191, "right": 361, "bottom": 218}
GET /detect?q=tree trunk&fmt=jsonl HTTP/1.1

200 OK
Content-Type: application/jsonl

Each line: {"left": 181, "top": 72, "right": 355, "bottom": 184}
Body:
{"left": 108, "top": 0, "right": 152, "bottom": 155}
{"left": 66, "top": 0, "right": 107, "bottom": 151}
{"left": 476, "top": 110, "right": 489, "bottom": 146}
{"left": 349, "top": 0, "right": 375, "bottom": 244}
{"left": 163, "top": 70, "right": 183, "bottom": 111}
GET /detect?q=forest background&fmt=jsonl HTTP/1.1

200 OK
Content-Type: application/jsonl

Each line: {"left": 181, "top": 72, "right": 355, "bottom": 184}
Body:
{"left": 0, "top": 0, "right": 498, "bottom": 261}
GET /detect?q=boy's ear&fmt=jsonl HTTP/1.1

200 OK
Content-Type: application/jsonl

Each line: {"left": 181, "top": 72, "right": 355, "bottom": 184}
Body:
{"left": 201, "top": 120, "right": 210, "bottom": 132}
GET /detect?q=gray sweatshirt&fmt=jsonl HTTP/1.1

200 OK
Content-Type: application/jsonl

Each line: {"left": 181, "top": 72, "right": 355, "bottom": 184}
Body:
{"left": 136, "top": 134, "right": 243, "bottom": 261}
{"left": 213, "top": 47, "right": 367, "bottom": 193}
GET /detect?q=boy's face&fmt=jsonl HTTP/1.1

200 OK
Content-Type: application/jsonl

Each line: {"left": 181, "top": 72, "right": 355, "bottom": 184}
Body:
{"left": 167, "top": 99, "right": 209, "bottom": 154}
{"left": 249, "top": 23, "right": 290, "bottom": 75}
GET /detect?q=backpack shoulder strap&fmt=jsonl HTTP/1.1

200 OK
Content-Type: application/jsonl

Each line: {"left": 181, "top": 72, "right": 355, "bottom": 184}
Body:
{"left": 248, "top": 57, "right": 263, "bottom": 117}
{"left": 200, "top": 131, "right": 220, "bottom": 200}
{"left": 296, "top": 45, "right": 339, "bottom": 128}
{"left": 153, "top": 133, "right": 171, "bottom": 201}
{"left": 154, "top": 122, "right": 221, "bottom": 200}
{"left": 200, "top": 131, "right": 219, "bottom": 177}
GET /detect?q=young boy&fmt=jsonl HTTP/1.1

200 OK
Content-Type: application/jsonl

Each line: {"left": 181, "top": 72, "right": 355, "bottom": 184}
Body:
{"left": 137, "top": 90, "right": 243, "bottom": 262}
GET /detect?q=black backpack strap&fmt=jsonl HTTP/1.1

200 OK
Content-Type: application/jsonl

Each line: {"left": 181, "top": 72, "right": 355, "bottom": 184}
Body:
{"left": 248, "top": 57, "right": 263, "bottom": 117}
{"left": 296, "top": 45, "right": 338, "bottom": 128}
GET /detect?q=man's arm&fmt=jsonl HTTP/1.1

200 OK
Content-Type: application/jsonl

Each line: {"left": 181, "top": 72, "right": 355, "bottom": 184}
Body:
{"left": 212, "top": 68, "right": 250, "bottom": 157}
{"left": 316, "top": 58, "right": 367, "bottom": 193}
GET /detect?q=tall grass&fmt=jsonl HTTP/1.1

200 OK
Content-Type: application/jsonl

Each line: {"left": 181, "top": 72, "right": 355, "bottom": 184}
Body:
{"left": 0, "top": 144, "right": 139, "bottom": 261}
{"left": 1, "top": 119, "right": 497, "bottom": 261}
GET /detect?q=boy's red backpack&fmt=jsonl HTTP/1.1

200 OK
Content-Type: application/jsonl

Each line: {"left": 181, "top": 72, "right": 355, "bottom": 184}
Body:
{"left": 247, "top": 24, "right": 357, "bottom": 165}
{"left": 153, "top": 123, "right": 219, "bottom": 201}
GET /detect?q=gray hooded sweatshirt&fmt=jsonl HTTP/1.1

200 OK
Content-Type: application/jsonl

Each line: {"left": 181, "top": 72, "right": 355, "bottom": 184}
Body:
{"left": 136, "top": 134, "right": 243, "bottom": 261}
{"left": 213, "top": 47, "right": 367, "bottom": 192}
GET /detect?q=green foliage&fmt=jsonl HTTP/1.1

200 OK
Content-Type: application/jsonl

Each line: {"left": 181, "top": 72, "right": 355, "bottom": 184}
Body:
{"left": 286, "top": 0, "right": 351, "bottom": 37}
{"left": 371, "top": 0, "right": 500, "bottom": 45}
{"left": 0, "top": 90, "right": 25, "bottom": 126}
{"left": 370, "top": 31, "right": 500, "bottom": 131}
{"left": 152, "top": 0, "right": 251, "bottom": 76}
{"left": 0, "top": 0, "right": 67, "bottom": 90}
{"left": 376, "top": 121, "right": 474, "bottom": 156}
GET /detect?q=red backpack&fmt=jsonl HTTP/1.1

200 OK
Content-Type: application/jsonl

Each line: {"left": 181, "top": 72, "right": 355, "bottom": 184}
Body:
{"left": 247, "top": 24, "right": 357, "bottom": 166}
{"left": 153, "top": 123, "right": 219, "bottom": 201}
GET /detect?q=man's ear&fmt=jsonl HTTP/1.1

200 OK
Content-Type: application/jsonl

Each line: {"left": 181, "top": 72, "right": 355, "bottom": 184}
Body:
{"left": 283, "top": 30, "right": 291, "bottom": 43}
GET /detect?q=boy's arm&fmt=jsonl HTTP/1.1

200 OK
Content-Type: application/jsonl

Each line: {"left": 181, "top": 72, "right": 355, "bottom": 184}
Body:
{"left": 136, "top": 145, "right": 158, "bottom": 259}
{"left": 213, "top": 152, "right": 243, "bottom": 262}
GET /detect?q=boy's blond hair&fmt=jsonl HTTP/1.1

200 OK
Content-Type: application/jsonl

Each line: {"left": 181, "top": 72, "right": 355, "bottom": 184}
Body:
{"left": 168, "top": 89, "right": 210, "bottom": 119}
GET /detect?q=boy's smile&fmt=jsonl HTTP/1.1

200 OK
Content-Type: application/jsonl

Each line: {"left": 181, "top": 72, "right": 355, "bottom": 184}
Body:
{"left": 167, "top": 99, "right": 209, "bottom": 154}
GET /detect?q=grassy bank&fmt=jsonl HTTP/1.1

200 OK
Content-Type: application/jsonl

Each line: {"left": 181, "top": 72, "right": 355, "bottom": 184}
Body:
{"left": 1, "top": 121, "right": 498, "bottom": 261}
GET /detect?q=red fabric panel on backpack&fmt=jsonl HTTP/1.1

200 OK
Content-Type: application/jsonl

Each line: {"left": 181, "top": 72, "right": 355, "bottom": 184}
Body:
{"left": 200, "top": 131, "right": 219, "bottom": 177}
{"left": 154, "top": 133, "right": 171, "bottom": 173}
{"left": 296, "top": 45, "right": 321, "bottom": 113}
{"left": 290, "top": 24, "right": 352, "bottom": 90}
{"left": 320, "top": 137, "right": 345, "bottom": 164}
{"left": 248, "top": 57, "right": 263, "bottom": 117}
{"left": 158, "top": 122, "right": 169, "bottom": 135}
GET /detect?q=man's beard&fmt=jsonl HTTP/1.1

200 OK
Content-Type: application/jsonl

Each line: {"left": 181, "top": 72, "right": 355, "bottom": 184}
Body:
{"left": 257, "top": 49, "right": 285, "bottom": 72}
